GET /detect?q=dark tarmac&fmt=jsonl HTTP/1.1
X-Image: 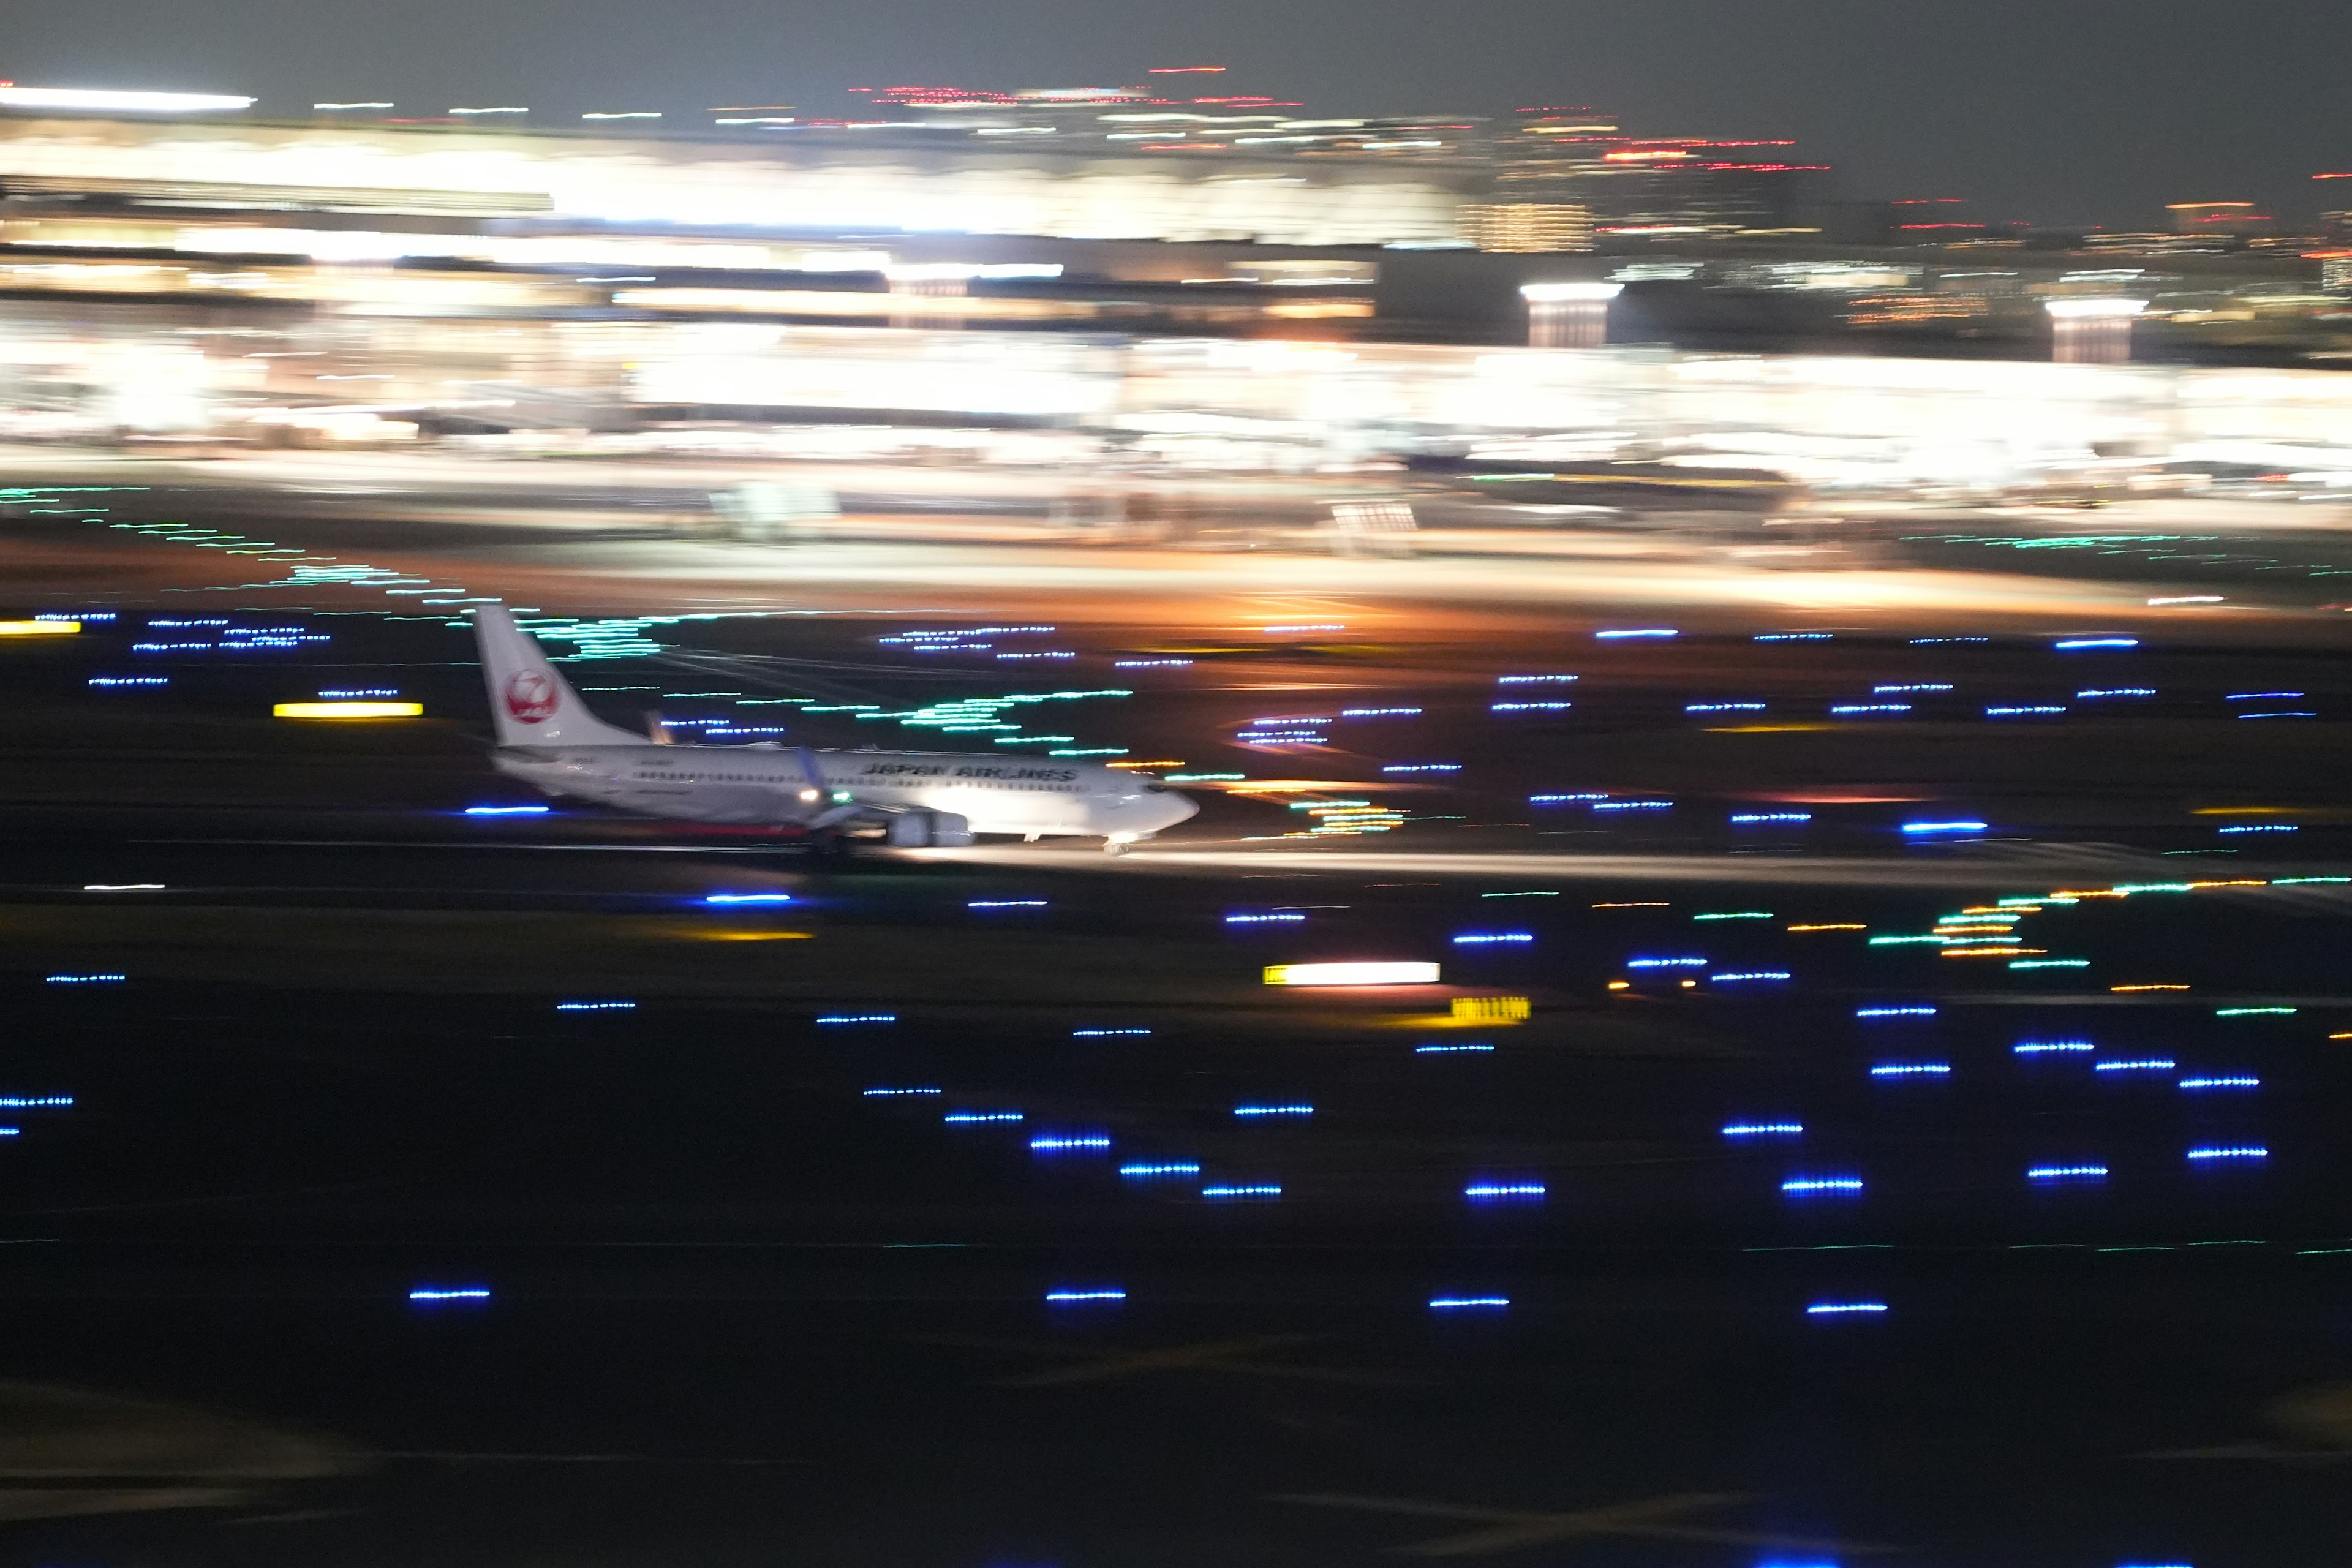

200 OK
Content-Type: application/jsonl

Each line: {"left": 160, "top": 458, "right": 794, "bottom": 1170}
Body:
{"left": 0, "top": 477, "right": 2349, "bottom": 1564}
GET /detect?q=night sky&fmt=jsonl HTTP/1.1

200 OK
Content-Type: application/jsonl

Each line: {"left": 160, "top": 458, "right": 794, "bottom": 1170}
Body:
{"left": 6, "top": 0, "right": 2346, "bottom": 227}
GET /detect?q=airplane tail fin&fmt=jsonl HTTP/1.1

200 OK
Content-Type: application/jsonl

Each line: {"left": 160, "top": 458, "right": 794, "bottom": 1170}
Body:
{"left": 473, "top": 605, "right": 645, "bottom": 747}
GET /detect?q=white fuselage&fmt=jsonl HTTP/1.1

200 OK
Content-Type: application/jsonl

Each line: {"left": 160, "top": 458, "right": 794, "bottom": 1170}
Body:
{"left": 492, "top": 744, "right": 1197, "bottom": 841}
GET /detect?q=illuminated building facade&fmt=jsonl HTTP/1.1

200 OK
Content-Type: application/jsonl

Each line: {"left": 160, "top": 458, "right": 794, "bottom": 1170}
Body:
{"left": 0, "top": 114, "right": 1472, "bottom": 246}
{"left": 1492, "top": 108, "right": 1829, "bottom": 239}
{"left": 1459, "top": 203, "right": 1594, "bottom": 253}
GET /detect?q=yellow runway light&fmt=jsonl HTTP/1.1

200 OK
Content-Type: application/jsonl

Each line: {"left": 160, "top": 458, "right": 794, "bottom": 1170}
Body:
{"left": 1453, "top": 995, "right": 1531, "bottom": 1022}
{"left": 0, "top": 620, "right": 78, "bottom": 636}
{"left": 273, "top": 701, "right": 424, "bottom": 720}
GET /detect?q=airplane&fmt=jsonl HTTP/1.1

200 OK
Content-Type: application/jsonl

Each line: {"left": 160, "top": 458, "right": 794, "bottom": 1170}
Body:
{"left": 472, "top": 604, "right": 1199, "bottom": 852}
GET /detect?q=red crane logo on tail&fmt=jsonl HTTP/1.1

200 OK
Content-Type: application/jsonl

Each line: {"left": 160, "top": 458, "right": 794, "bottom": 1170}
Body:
{"left": 503, "top": 670, "right": 559, "bottom": 724}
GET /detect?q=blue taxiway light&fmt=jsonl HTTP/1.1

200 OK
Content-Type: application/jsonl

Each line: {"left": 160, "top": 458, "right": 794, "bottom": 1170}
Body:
{"left": 704, "top": 891, "right": 793, "bottom": 903}
{"left": 1871, "top": 1063, "right": 1951, "bottom": 1077}
{"left": 409, "top": 1287, "right": 491, "bottom": 1302}
{"left": 862, "top": 1087, "right": 942, "bottom": 1097}
{"left": 2027, "top": 1164, "right": 2109, "bottom": 1182}
{"left": 969, "top": 900, "right": 1049, "bottom": 909}
{"left": 1596, "top": 628, "right": 1677, "bottom": 639}
{"left": 2079, "top": 688, "right": 2157, "bottom": 698}
{"left": 44, "top": 974, "right": 123, "bottom": 984}
{"left": 1119, "top": 1162, "right": 1200, "bottom": 1178}
{"left": 1713, "top": 971, "right": 1792, "bottom": 982}
{"left": 2187, "top": 1146, "right": 2269, "bottom": 1161}
{"left": 1226, "top": 913, "right": 1307, "bottom": 924}
{"left": 1202, "top": 1185, "right": 1282, "bottom": 1200}
{"left": 816, "top": 1014, "right": 896, "bottom": 1025}
{"left": 1730, "top": 812, "right": 1812, "bottom": 824}
{"left": 1416, "top": 1043, "right": 1496, "bottom": 1054}
{"left": 1464, "top": 1182, "right": 1547, "bottom": 1200}
{"left": 1030, "top": 1134, "right": 1112, "bottom": 1152}
{"left": 466, "top": 804, "right": 551, "bottom": 816}
{"left": 1592, "top": 800, "right": 1672, "bottom": 811}
{"left": 2015, "top": 1039, "right": 2095, "bottom": 1054}
{"left": 1902, "top": 820, "right": 1987, "bottom": 834}
{"left": 2217, "top": 824, "right": 2297, "bottom": 834}
{"left": 555, "top": 1001, "right": 634, "bottom": 1012}
{"left": 1830, "top": 703, "right": 1911, "bottom": 715}
{"left": 1782, "top": 1177, "right": 1864, "bottom": 1195}
{"left": 1856, "top": 1006, "right": 1937, "bottom": 1018}
{"left": 1629, "top": 957, "right": 1708, "bottom": 969}
{"left": 1754, "top": 633, "right": 1831, "bottom": 642}
{"left": 1044, "top": 1289, "right": 1126, "bottom": 1303}
{"left": 1807, "top": 1301, "right": 1888, "bottom": 1315}
{"left": 1234, "top": 1104, "right": 1314, "bottom": 1118}
{"left": 1453, "top": 932, "right": 1534, "bottom": 944}
{"left": 2095, "top": 1059, "right": 2176, "bottom": 1074}
{"left": 1428, "top": 1296, "right": 1510, "bottom": 1310}
{"left": 0, "top": 1097, "right": 71, "bottom": 1109}
{"left": 2179, "top": 1076, "right": 2260, "bottom": 1091}
{"left": 943, "top": 1111, "right": 1025, "bottom": 1125}
{"left": 1722, "top": 1123, "right": 1804, "bottom": 1138}
{"left": 1073, "top": 1028, "right": 1152, "bottom": 1037}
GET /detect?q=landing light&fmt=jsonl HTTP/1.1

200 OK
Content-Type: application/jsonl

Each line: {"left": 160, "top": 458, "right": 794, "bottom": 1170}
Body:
{"left": 274, "top": 701, "right": 421, "bottom": 720}
{"left": 1264, "top": 962, "right": 1438, "bottom": 986}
